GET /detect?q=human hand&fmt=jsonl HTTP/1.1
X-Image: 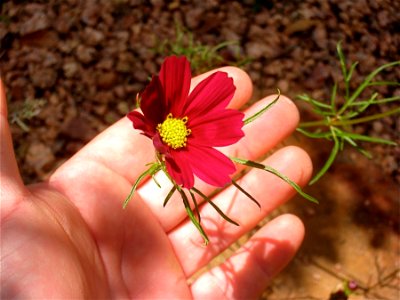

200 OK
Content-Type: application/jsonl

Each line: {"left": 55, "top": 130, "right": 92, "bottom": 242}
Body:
{"left": 0, "top": 68, "right": 312, "bottom": 299}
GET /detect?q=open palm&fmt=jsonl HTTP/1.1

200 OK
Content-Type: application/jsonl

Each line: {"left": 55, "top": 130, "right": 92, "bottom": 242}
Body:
{"left": 1, "top": 68, "right": 312, "bottom": 299}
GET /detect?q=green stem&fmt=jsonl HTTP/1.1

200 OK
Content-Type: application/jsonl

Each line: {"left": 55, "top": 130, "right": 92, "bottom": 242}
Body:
{"left": 299, "top": 107, "right": 400, "bottom": 128}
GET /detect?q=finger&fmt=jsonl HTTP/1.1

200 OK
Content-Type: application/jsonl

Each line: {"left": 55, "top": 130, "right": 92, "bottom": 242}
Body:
{"left": 190, "top": 214, "right": 305, "bottom": 299}
{"left": 169, "top": 146, "right": 312, "bottom": 276}
{"left": 50, "top": 67, "right": 252, "bottom": 185}
{"left": 0, "top": 79, "right": 27, "bottom": 216}
{"left": 138, "top": 95, "right": 300, "bottom": 231}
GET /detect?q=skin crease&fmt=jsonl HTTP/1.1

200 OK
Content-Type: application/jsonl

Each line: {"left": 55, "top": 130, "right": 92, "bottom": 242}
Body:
{"left": 0, "top": 67, "right": 312, "bottom": 299}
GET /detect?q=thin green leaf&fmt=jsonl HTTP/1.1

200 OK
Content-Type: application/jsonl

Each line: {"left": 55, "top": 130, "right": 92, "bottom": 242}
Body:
{"left": 297, "top": 94, "right": 312, "bottom": 102}
{"left": 244, "top": 91, "right": 280, "bottom": 125}
{"left": 346, "top": 61, "right": 359, "bottom": 82}
{"left": 211, "top": 40, "right": 238, "bottom": 52}
{"left": 342, "top": 93, "right": 379, "bottom": 119}
{"left": 296, "top": 127, "right": 332, "bottom": 139}
{"left": 337, "top": 41, "right": 348, "bottom": 80}
{"left": 231, "top": 179, "right": 261, "bottom": 208}
{"left": 179, "top": 188, "right": 209, "bottom": 245}
{"left": 340, "top": 60, "right": 400, "bottom": 114}
{"left": 123, "top": 163, "right": 161, "bottom": 208}
{"left": 230, "top": 157, "right": 318, "bottom": 203}
{"left": 340, "top": 134, "right": 373, "bottom": 158}
{"left": 330, "top": 82, "right": 338, "bottom": 112}
{"left": 336, "top": 107, "right": 400, "bottom": 126}
{"left": 297, "top": 94, "right": 333, "bottom": 109}
{"left": 355, "top": 147, "right": 373, "bottom": 159}
{"left": 344, "top": 131, "right": 397, "bottom": 145}
{"left": 297, "top": 95, "right": 335, "bottom": 116}
{"left": 367, "top": 81, "right": 400, "bottom": 87}
{"left": 309, "top": 131, "right": 340, "bottom": 185}
{"left": 310, "top": 99, "right": 333, "bottom": 110}
{"left": 189, "top": 190, "right": 201, "bottom": 223}
{"left": 312, "top": 108, "right": 337, "bottom": 117}
{"left": 341, "top": 135, "right": 357, "bottom": 147}
{"left": 163, "top": 185, "right": 177, "bottom": 207}
{"left": 152, "top": 174, "right": 162, "bottom": 189}
{"left": 191, "top": 187, "right": 239, "bottom": 226}
{"left": 349, "top": 95, "right": 400, "bottom": 106}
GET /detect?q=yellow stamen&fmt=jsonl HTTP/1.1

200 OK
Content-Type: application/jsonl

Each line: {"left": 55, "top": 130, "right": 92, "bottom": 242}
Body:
{"left": 157, "top": 113, "right": 191, "bottom": 149}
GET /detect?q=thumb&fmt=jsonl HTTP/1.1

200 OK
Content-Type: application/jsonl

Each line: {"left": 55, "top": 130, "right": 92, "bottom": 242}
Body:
{"left": 1, "top": 78, "right": 27, "bottom": 217}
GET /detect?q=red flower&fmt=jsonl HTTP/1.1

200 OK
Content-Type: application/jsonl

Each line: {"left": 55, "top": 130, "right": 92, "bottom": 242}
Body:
{"left": 128, "top": 56, "right": 244, "bottom": 189}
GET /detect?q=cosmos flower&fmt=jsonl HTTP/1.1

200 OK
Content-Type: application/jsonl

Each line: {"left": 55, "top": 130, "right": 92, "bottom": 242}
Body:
{"left": 128, "top": 56, "right": 244, "bottom": 189}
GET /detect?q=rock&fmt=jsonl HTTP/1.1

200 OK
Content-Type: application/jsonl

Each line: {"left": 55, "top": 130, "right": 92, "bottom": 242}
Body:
{"left": 26, "top": 142, "right": 55, "bottom": 172}
{"left": 92, "top": 104, "right": 107, "bottom": 116}
{"left": 312, "top": 25, "right": 328, "bottom": 49}
{"left": 61, "top": 117, "right": 96, "bottom": 141}
{"left": 24, "top": 49, "right": 58, "bottom": 66}
{"left": 49, "top": 93, "right": 60, "bottom": 105}
{"left": 245, "top": 42, "right": 267, "bottom": 59}
{"left": 133, "top": 68, "right": 149, "bottom": 82}
{"left": 254, "top": 10, "right": 270, "bottom": 26}
{"left": 81, "top": 1, "right": 100, "bottom": 26}
{"left": 96, "top": 71, "right": 118, "bottom": 89}
{"left": 143, "top": 60, "right": 157, "bottom": 74}
{"left": 55, "top": 11, "right": 77, "bottom": 33}
{"left": 246, "top": 41, "right": 278, "bottom": 59}
{"left": 30, "top": 68, "right": 57, "bottom": 89}
{"left": 114, "top": 85, "right": 126, "bottom": 98}
{"left": 58, "top": 39, "right": 79, "bottom": 54}
{"left": 75, "top": 45, "right": 96, "bottom": 64}
{"left": 304, "top": 62, "right": 330, "bottom": 89}
{"left": 116, "top": 52, "right": 135, "bottom": 73}
{"left": 277, "top": 79, "right": 289, "bottom": 93}
{"left": 19, "top": 11, "right": 50, "bottom": 35}
{"left": 63, "top": 61, "right": 81, "bottom": 78}
{"left": 20, "top": 30, "right": 60, "bottom": 48}
{"left": 65, "top": 141, "right": 85, "bottom": 154}
{"left": 185, "top": 7, "right": 204, "bottom": 29}
{"left": 150, "top": 0, "right": 164, "bottom": 7}
{"left": 83, "top": 27, "right": 105, "bottom": 46}
{"left": 96, "top": 58, "right": 114, "bottom": 70}
{"left": 104, "top": 111, "right": 120, "bottom": 124}
{"left": 95, "top": 91, "right": 114, "bottom": 104}
{"left": 284, "top": 19, "right": 319, "bottom": 35}
{"left": 117, "top": 102, "right": 129, "bottom": 115}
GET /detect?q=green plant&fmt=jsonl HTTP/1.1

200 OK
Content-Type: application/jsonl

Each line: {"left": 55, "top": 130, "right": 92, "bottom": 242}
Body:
{"left": 8, "top": 98, "right": 46, "bottom": 132}
{"left": 297, "top": 42, "right": 399, "bottom": 184}
{"left": 155, "top": 22, "right": 251, "bottom": 74}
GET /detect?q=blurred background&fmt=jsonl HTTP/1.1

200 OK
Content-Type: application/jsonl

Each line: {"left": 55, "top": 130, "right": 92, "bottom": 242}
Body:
{"left": 1, "top": 0, "right": 399, "bottom": 299}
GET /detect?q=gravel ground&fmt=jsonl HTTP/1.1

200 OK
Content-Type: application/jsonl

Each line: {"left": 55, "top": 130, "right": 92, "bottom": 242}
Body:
{"left": 1, "top": 0, "right": 399, "bottom": 298}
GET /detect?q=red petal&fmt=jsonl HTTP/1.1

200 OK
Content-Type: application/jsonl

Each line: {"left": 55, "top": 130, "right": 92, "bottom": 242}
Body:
{"left": 184, "top": 71, "right": 235, "bottom": 119}
{"left": 186, "top": 145, "right": 235, "bottom": 187}
{"left": 127, "top": 111, "right": 155, "bottom": 138}
{"left": 165, "top": 150, "right": 194, "bottom": 188}
{"left": 140, "top": 75, "right": 165, "bottom": 126}
{"left": 159, "top": 56, "right": 191, "bottom": 117}
{"left": 189, "top": 109, "right": 244, "bottom": 147}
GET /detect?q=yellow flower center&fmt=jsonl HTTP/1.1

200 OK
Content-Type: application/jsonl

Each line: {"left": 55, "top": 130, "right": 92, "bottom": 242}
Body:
{"left": 157, "top": 113, "right": 191, "bottom": 149}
